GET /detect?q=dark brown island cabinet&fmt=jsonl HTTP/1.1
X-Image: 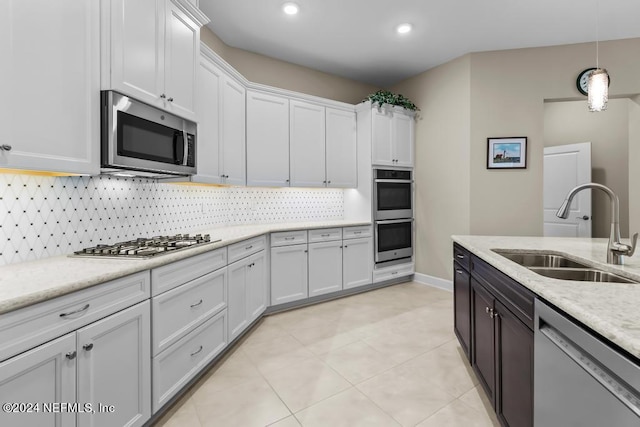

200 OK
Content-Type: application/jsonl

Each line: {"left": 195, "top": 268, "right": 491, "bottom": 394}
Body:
{"left": 453, "top": 243, "right": 535, "bottom": 427}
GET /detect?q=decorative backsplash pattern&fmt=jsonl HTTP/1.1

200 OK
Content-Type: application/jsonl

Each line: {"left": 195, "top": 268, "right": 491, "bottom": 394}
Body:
{"left": 0, "top": 174, "right": 344, "bottom": 266}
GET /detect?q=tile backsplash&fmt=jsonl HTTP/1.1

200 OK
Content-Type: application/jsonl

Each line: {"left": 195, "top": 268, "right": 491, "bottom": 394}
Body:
{"left": 0, "top": 174, "right": 344, "bottom": 266}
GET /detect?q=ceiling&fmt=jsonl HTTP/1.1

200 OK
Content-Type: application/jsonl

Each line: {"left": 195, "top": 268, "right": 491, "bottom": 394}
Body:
{"left": 200, "top": 0, "right": 640, "bottom": 87}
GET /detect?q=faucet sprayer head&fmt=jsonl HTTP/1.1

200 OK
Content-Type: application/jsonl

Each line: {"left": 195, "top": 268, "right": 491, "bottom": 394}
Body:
{"left": 556, "top": 199, "right": 572, "bottom": 219}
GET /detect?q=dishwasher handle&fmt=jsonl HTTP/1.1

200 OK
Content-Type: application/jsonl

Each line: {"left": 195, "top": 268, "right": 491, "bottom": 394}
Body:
{"left": 539, "top": 323, "right": 640, "bottom": 417}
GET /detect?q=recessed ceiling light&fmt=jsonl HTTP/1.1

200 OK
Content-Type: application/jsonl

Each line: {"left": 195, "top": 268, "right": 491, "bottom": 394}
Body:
{"left": 396, "top": 23, "right": 412, "bottom": 34}
{"left": 283, "top": 2, "right": 299, "bottom": 15}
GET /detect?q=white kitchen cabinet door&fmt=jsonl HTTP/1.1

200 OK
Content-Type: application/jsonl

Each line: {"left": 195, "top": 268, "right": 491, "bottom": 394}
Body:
{"left": 326, "top": 108, "right": 357, "bottom": 188}
{"left": 0, "top": 0, "right": 100, "bottom": 175}
{"left": 77, "top": 301, "right": 151, "bottom": 427}
{"left": 290, "top": 101, "right": 326, "bottom": 187}
{"left": 227, "top": 258, "right": 249, "bottom": 342}
{"left": 308, "top": 241, "right": 343, "bottom": 297}
{"left": 220, "top": 76, "right": 246, "bottom": 186}
{"left": 105, "top": 0, "right": 163, "bottom": 108}
{"left": 371, "top": 108, "right": 394, "bottom": 166}
{"left": 342, "top": 237, "right": 373, "bottom": 289}
{"left": 246, "top": 252, "right": 267, "bottom": 323}
{"left": 0, "top": 333, "right": 76, "bottom": 427}
{"left": 195, "top": 54, "right": 223, "bottom": 183}
{"left": 246, "top": 91, "right": 290, "bottom": 187}
{"left": 163, "top": 0, "right": 199, "bottom": 120}
{"left": 271, "top": 244, "right": 308, "bottom": 305}
{"left": 393, "top": 112, "right": 414, "bottom": 167}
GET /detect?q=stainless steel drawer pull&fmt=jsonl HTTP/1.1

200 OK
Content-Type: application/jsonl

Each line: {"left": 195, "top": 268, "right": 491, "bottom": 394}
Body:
{"left": 391, "top": 271, "right": 398, "bottom": 275}
{"left": 284, "top": 237, "right": 295, "bottom": 240}
{"left": 245, "top": 245, "right": 253, "bottom": 250}
{"left": 456, "top": 269, "right": 464, "bottom": 274}
{"left": 190, "top": 345, "right": 203, "bottom": 356}
{"left": 83, "top": 343, "right": 94, "bottom": 352}
{"left": 60, "top": 303, "right": 90, "bottom": 318}
{"left": 66, "top": 351, "right": 77, "bottom": 360}
{"left": 354, "top": 231, "right": 362, "bottom": 234}
{"left": 456, "top": 254, "right": 465, "bottom": 259}
{"left": 321, "top": 234, "right": 330, "bottom": 237}
{"left": 0, "top": 144, "right": 11, "bottom": 151}
{"left": 190, "top": 299, "right": 203, "bottom": 308}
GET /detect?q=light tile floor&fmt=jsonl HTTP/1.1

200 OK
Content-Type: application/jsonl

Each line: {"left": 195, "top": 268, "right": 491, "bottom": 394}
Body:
{"left": 154, "top": 282, "right": 500, "bottom": 427}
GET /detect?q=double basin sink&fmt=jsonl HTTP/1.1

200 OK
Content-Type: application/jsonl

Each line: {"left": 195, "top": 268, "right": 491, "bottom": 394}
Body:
{"left": 493, "top": 250, "right": 637, "bottom": 284}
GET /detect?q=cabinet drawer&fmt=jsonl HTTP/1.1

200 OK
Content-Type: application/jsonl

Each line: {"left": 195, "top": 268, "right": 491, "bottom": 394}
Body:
{"left": 308, "top": 228, "right": 342, "bottom": 243}
{"left": 228, "top": 235, "right": 266, "bottom": 264}
{"left": 152, "top": 310, "right": 227, "bottom": 411}
{"left": 373, "top": 263, "right": 414, "bottom": 283}
{"left": 453, "top": 243, "right": 470, "bottom": 271}
{"left": 271, "top": 230, "right": 307, "bottom": 247}
{"left": 152, "top": 267, "right": 227, "bottom": 356}
{"left": 151, "top": 248, "right": 227, "bottom": 297}
{"left": 343, "top": 225, "right": 372, "bottom": 240}
{"left": 0, "top": 271, "right": 150, "bottom": 363}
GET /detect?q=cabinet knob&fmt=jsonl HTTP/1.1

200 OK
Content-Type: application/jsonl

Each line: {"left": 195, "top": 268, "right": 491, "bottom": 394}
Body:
{"left": 344, "top": 245, "right": 348, "bottom": 248}
{"left": 490, "top": 309, "right": 499, "bottom": 319}
{"left": 66, "top": 351, "right": 77, "bottom": 360}
{"left": 485, "top": 306, "right": 490, "bottom": 314}
{"left": 83, "top": 343, "right": 94, "bottom": 352}
{"left": 160, "top": 94, "right": 166, "bottom": 99}
{"left": 327, "top": 181, "right": 331, "bottom": 184}
{"left": 167, "top": 97, "right": 174, "bottom": 102}
{"left": 0, "top": 144, "right": 11, "bottom": 151}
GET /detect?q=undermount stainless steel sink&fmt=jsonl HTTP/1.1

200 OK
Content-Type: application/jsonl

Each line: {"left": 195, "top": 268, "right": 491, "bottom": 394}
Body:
{"left": 528, "top": 267, "right": 637, "bottom": 283}
{"left": 492, "top": 250, "right": 638, "bottom": 283}
{"left": 493, "top": 250, "right": 591, "bottom": 269}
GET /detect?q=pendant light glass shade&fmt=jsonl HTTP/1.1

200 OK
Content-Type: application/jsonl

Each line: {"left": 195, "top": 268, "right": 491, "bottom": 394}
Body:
{"left": 587, "top": 68, "right": 609, "bottom": 112}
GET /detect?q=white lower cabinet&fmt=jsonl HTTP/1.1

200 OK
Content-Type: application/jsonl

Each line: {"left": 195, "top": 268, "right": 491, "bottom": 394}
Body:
{"left": 343, "top": 237, "right": 373, "bottom": 289}
{"left": 308, "top": 240, "right": 343, "bottom": 297}
{"left": 271, "top": 244, "right": 308, "bottom": 305}
{"left": 0, "top": 301, "right": 151, "bottom": 427}
{"left": 228, "top": 251, "right": 267, "bottom": 342}
{"left": 0, "top": 333, "right": 76, "bottom": 427}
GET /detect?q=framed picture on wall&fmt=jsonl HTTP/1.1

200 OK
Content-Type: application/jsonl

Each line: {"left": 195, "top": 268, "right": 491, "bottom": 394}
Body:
{"left": 487, "top": 137, "right": 527, "bottom": 169}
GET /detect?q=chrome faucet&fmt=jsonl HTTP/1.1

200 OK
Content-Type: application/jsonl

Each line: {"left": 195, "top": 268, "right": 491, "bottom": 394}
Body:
{"left": 556, "top": 183, "right": 638, "bottom": 264}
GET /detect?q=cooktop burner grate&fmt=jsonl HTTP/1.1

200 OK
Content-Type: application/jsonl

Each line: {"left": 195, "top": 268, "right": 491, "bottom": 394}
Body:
{"left": 72, "top": 234, "right": 220, "bottom": 259}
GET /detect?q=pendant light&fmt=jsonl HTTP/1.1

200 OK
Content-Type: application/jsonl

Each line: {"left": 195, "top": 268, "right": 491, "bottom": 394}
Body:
{"left": 588, "top": 0, "right": 609, "bottom": 112}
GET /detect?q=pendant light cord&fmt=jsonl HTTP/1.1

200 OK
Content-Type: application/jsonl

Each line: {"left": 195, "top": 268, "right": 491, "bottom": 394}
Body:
{"left": 595, "top": 0, "right": 599, "bottom": 68}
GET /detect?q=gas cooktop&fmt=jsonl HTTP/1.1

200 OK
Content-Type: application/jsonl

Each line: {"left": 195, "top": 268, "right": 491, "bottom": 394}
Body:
{"left": 72, "top": 234, "right": 221, "bottom": 259}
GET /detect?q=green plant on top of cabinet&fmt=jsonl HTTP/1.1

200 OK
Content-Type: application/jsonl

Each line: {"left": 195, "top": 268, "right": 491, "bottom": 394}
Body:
{"left": 246, "top": 90, "right": 291, "bottom": 187}
{"left": 101, "top": 0, "right": 209, "bottom": 121}
{"left": 0, "top": 0, "right": 100, "bottom": 175}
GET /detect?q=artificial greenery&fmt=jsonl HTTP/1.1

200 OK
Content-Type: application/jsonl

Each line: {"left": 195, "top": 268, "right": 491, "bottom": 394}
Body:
{"left": 364, "top": 90, "right": 420, "bottom": 111}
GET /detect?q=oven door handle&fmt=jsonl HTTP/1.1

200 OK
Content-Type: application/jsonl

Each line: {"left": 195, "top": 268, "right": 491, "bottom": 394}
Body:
{"left": 374, "top": 179, "right": 413, "bottom": 184}
{"left": 376, "top": 219, "right": 414, "bottom": 225}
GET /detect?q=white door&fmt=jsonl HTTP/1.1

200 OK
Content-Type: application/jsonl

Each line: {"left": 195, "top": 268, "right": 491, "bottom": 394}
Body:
{"left": 77, "top": 301, "right": 151, "bottom": 427}
{"left": 543, "top": 142, "right": 592, "bottom": 237}
{"left": 246, "top": 252, "right": 267, "bottom": 323}
{"left": 163, "top": 0, "right": 198, "bottom": 120}
{"left": 371, "top": 108, "right": 394, "bottom": 166}
{"left": 0, "top": 333, "right": 76, "bottom": 427}
{"left": 271, "top": 244, "right": 308, "bottom": 305}
{"left": 290, "top": 100, "right": 326, "bottom": 187}
{"left": 343, "top": 237, "right": 373, "bottom": 289}
{"left": 393, "top": 112, "right": 414, "bottom": 167}
{"left": 308, "top": 241, "right": 343, "bottom": 297}
{"left": 221, "top": 76, "right": 246, "bottom": 186}
{"left": 227, "top": 259, "right": 248, "bottom": 341}
{"left": 196, "top": 54, "right": 222, "bottom": 183}
{"left": 326, "top": 108, "right": 357, "bottom": 188}
{"left": 246, "top": 91, "right": 290, "bottom": 186}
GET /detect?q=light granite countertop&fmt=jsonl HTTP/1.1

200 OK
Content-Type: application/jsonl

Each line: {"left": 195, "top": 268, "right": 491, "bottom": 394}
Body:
{"left": 452, "top": 235, "right": 640, "bottom": 360}
{"left": 0, "top": 220, "right": 370, "bottom": 315}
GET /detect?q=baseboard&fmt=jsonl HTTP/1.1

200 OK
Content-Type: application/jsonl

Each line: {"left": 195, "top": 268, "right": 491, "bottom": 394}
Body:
{"left": 414, "top": 272, "right": 453, "bottom": 292}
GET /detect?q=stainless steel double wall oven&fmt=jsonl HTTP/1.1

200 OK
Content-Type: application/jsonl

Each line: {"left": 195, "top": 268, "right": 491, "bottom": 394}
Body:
{"left": 373, "top": 168, "right": 413, "bottom": 265}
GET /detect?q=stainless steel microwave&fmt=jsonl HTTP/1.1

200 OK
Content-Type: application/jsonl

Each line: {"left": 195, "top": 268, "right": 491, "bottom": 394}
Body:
{"left": 373, "top": 168, "right": 413, "bottom": 220}
{"left": 101, "top": 91, "right": 196, "bottom": 177}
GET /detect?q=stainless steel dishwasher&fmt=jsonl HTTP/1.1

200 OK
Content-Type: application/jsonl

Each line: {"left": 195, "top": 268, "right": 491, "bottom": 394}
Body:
{"left": 534, "top": 299, "right": 640, "bottom": 427}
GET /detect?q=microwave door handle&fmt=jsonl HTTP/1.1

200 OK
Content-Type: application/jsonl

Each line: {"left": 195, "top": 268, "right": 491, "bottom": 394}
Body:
{"left": 182, "top": 130, "right": 189, "bottom": 165}
{"left": 376, "top": 219, "right": 414, "bottom": 225}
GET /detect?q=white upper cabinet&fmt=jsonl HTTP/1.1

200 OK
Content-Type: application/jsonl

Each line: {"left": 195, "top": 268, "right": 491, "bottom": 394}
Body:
{"left": 220, "top": 77, "right": 246, "bottom": 186}
{"left": 195, "top": 50, "right": 245, "bottom": 185}
{"left": 102, "top": 0, "right": 209, "bottom": 121}
{"left": 246, "top": 90, "right": 290, "bottom": 187}
{"left": 326, "top": 108, "right": 357, "bottom": 188}
{"left": 371, "top": 106, "right": 414, "bottom": 167}
{"left": 0, "top": 0, "right": 100, "bottom": 175}
{"left": 290, "top": 101, "right": 326, "bottom": 187}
